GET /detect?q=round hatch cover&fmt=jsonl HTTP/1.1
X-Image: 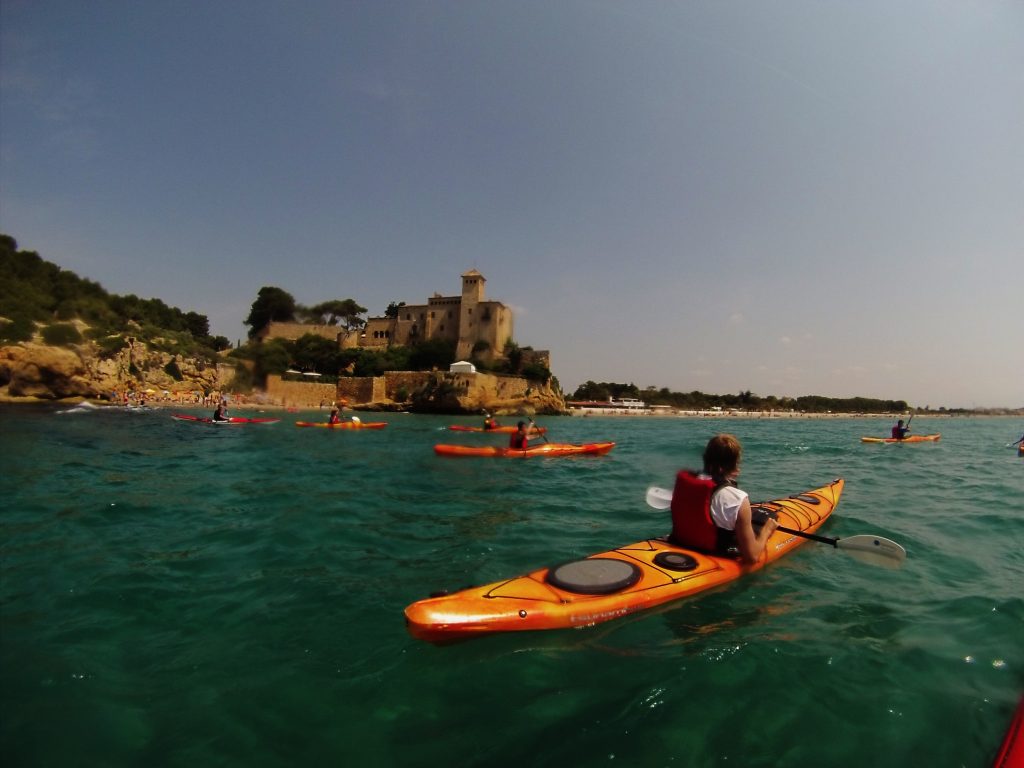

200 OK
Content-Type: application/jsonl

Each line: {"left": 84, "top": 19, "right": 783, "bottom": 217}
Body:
{"left": 546, "top": 558, "right": 641, "bottom": 595}
{"left": 653, "top": 551, "right": 698, "bottom": 571}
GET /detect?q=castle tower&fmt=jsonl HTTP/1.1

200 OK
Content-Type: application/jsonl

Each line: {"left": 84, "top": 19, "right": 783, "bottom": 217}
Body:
{"left": 456, "top": 269, "right": 485, "bottom": 360}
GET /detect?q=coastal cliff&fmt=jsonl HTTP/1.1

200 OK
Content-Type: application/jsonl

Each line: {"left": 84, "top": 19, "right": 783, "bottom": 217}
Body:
{"left": 0, "top": 339, "right": 566, "bottom": 415}
{"left": 0, "top": 338, "right": 229, "bottom": 400}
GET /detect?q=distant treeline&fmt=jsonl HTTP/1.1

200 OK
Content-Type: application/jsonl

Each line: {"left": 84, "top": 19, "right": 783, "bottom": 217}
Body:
{"left": 0, "top": 234, "right": 229, "bottom": 359}
{"left": 571, "top": 380, "right": 911, "bottom": 414}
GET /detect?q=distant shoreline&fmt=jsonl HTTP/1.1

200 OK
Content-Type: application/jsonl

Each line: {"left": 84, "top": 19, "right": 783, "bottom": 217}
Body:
{"left": 1, "top": 394, "right": 1019, "bottom": 418}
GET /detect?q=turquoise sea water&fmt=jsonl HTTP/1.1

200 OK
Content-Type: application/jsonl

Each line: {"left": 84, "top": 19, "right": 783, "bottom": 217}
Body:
{"left": 1, "top": 406, "right": 1021, "bottom": 767}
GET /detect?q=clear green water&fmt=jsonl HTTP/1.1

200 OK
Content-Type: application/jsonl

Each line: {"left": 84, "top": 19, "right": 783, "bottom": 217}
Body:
{"left": 2, "top": 406, "right": 1021, "bottom": 767}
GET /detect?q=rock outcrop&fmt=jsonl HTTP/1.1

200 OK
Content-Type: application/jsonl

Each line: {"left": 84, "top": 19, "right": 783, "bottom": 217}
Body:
{"left": 0, "top": 340, "right": 229, "bottom": 400}
{"left": 409, "top": 371, "right": 566, "bottom": 415}
{"left": 0, "top": 344, "right": 98, "bottom": 399}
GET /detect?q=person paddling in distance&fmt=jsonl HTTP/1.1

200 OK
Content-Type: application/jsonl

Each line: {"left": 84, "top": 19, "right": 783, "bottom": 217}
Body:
{"left": 668, "top": 434, "right": 779, "bottom": 565}
{"left": 891, "top": 417, "right": 911, "bottom": 440}
{"left": 212, "top": 400, "right": 230, "bottom": 422}
{"left": 483, "top": 412, "right": 500, "bottom": 431}
{"left": 509, "top": 421, "right": 530, "bottom": 450}
{"left": 328, "top": 405, "right": 341, "bottom": 425}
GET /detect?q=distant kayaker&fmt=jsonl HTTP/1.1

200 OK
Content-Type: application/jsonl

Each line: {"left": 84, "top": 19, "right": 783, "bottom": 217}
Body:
{"left": 891, "top": 419, "right": 910, "bottom": 440}
{"left": 328, "top": 406, "right": 341, "bottom": 425}
{"left": 212, "top": 402, "right": 230, "bottom": 422}
{"left": 509, "top": 421, "right": 529, "bottom": 450}
{"left": 483, "top": 413, "right": 500, "bottom": 431}
{"left": 668, "top": 434, "right": 779, "bottom": 564}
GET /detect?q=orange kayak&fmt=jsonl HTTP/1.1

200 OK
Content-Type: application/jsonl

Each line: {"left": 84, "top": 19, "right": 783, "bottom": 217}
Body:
{"left": 433, "top": 442, "right": 614, "bottom": 458}
{"left": 405, "top": 478, "right": 843, "bottom": 643}
{"left": 294, "top": 421, "right": 387, "bottom": 429}
{"left": 860, "top": 434, "right": 941, "bottom": 443}
{"left": 448, "top": 425, "right": 547, "bottom": 435}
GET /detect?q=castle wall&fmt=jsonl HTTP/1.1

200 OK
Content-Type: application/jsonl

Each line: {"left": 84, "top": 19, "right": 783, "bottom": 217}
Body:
{"left": 265, "top": 374, "right": 339, "bottom": 407}
{"left": 336, "top": 377, "right": 384, "bottom": 404}
{"left": 382, "top": 371, "right": 431, "bottom": 400}
{"left": 261, "top": 322, "right": 341, "bottom": 343}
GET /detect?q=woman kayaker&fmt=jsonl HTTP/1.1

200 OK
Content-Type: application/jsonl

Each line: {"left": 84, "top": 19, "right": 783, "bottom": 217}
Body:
{"left": 328, "top": 406, "right": 341, "bottom": 425}
{"left": 509, "top": 421, "right": 529, "bottom": 450}
{"left": 668, "top": 434, "right": 778, "bottom": 564}
{"left": 891, "top": 419, "right": 910, "bottom": 440}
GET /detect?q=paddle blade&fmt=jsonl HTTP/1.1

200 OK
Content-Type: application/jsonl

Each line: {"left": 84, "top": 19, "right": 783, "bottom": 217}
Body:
{"left": 835, "top": 535, "right": 907, "bottom": 569}
{"left": 646, "top": 486, "right": 673, "bottom": 510}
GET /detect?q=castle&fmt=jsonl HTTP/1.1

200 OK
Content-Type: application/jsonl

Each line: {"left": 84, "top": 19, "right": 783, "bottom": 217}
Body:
{"left": 362, "top": 269, "right": 514, "bottom": 363}
{"left": 260, "top": 270, "right": 524, "bottom": 366}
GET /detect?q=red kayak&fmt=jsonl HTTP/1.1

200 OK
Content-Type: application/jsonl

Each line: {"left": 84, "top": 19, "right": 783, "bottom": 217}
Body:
{"left": 994, "top": 695, "right": 1024, "bottom": 767}
{"left": 295, "top": 421, "right": 387, "bottom": 430}
{"left": 172, "top": 414, "right": 280, "bottom": 425}
{"left": 434, "top": 442, "right": 614, "bottom": 458}
{"left": 449, "top": 425, "right": 547, "bottom": 435}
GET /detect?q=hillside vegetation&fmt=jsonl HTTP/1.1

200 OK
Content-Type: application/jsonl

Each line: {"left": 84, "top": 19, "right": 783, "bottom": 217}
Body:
{"left": 0, "top": 234, "right": 229, "bottom": 361}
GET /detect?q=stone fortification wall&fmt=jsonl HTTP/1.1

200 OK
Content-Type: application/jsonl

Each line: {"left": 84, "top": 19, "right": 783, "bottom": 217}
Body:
{"left": 265, "top": 375, "right": 339, "bottom": 407}
{"left": 261, "top": 322, "right": 341, "bottom": 343}
{"left": 382, "top": 371, "right": 431, "bottom": 400}
{"left": 336, "top": 377, "right": 385, "bottom": 404}
{"left": 264, "top": 369, "right": 564, "bottom": 413}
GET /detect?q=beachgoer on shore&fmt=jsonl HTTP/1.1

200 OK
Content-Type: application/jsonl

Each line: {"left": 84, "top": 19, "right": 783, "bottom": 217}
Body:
{"left": 509, "top": 421, "right": 529, "bottom": 450}
{"left": 667, "top": 433, "right": 779, "bottom": 565}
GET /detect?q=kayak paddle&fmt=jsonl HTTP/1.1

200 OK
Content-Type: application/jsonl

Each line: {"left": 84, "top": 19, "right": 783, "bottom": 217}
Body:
{"left": 528, "top": 417, "right": 550, "bottom": 443}
{"left": 644, "top": 486, "right": 907, "bottom": 568}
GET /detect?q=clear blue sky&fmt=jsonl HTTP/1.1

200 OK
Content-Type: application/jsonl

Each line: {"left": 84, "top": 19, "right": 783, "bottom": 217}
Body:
{"left": 2, "top": 1, "right": 1021, "bottom": 408}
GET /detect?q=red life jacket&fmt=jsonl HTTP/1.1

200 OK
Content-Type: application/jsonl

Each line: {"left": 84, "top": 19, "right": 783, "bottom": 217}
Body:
{"left": 669, "top": 470, "right": 720, "bottom": 552}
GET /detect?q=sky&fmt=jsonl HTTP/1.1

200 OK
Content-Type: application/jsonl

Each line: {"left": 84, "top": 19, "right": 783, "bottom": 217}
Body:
{"left": 1, "top": 1, "right": 1021, "bottom": 409}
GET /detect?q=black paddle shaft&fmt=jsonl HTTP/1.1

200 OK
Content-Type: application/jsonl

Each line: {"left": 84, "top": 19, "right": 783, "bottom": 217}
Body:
{"left": 752, "top": 506, "right": 839, "bottom": 548}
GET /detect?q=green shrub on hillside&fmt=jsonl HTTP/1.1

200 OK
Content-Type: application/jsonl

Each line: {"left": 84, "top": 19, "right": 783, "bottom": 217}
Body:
{"left": 41, "top": 322, "right": 83, "bottom": 346}
{"left": 0, "top": 316, "right": 35, "bottom": 343}
{"left": 91, "top": 334, "right": 130, "bottom": 358}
